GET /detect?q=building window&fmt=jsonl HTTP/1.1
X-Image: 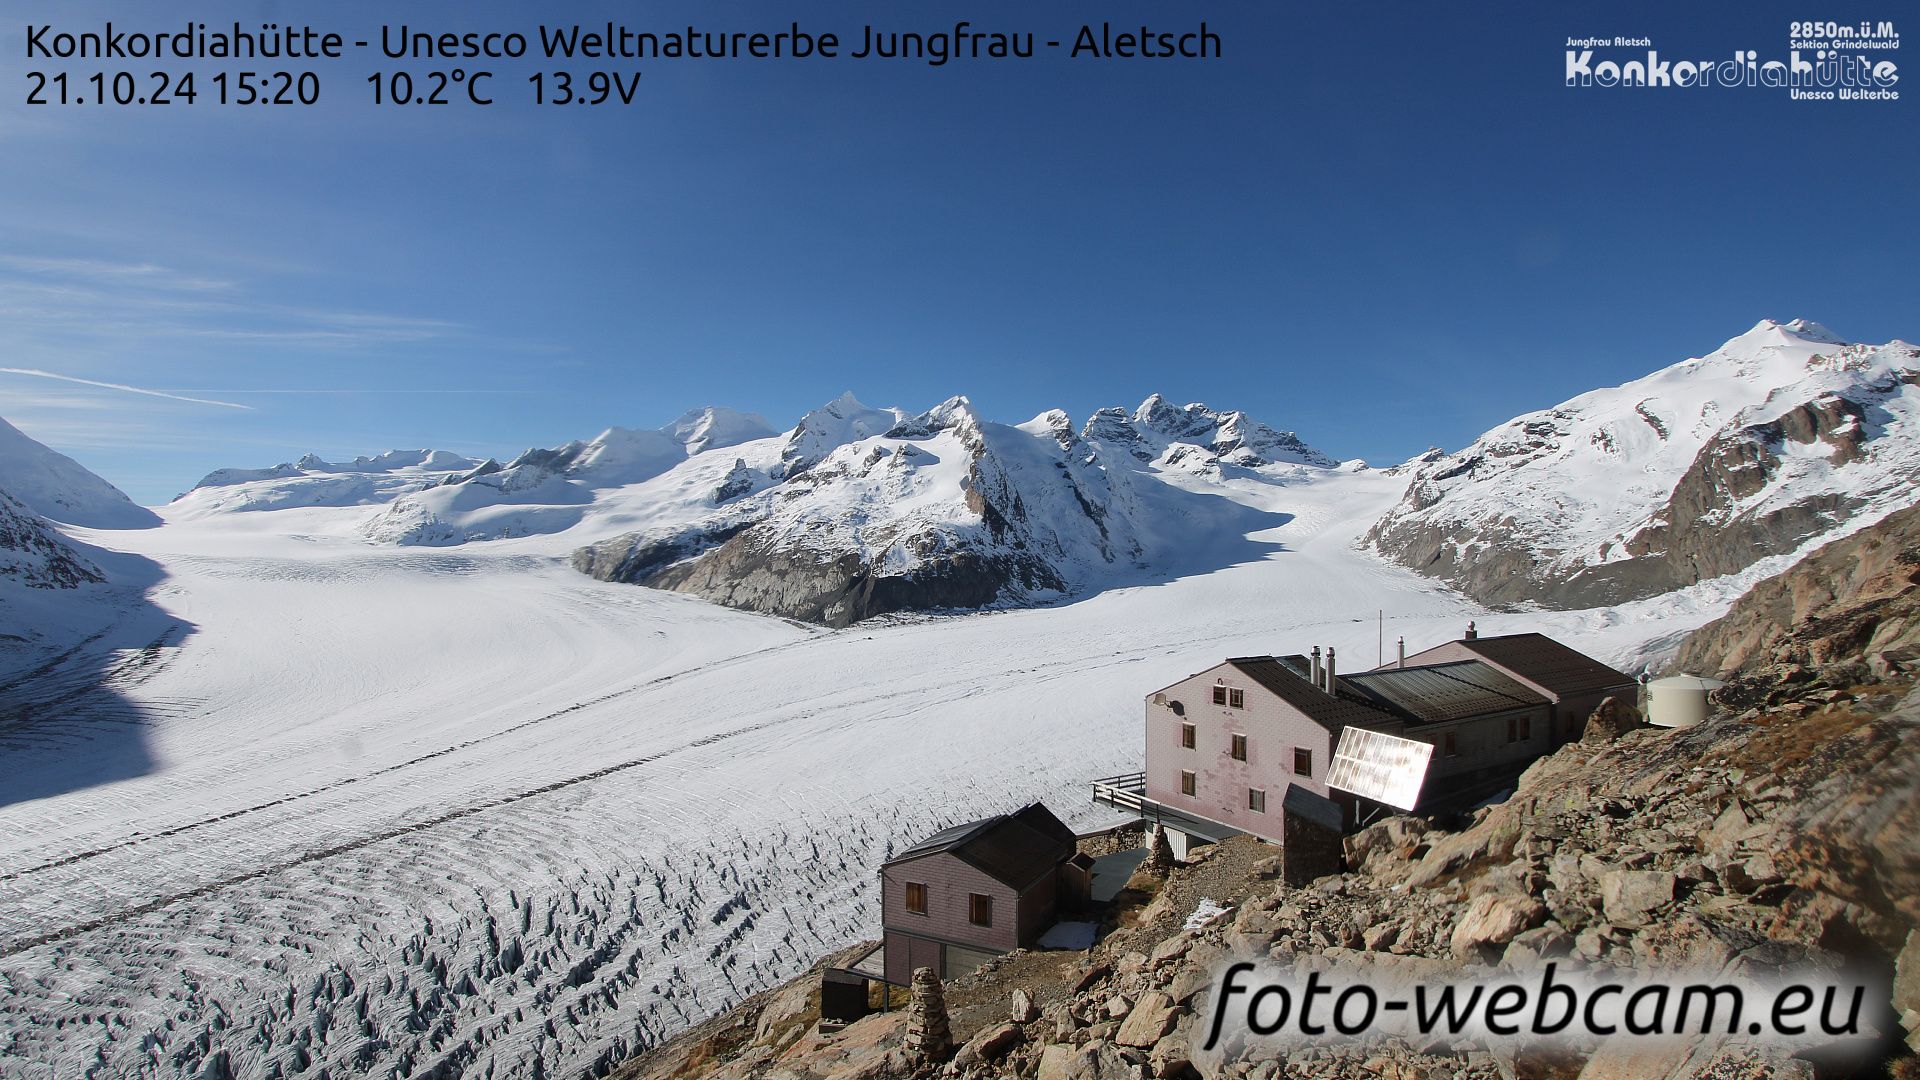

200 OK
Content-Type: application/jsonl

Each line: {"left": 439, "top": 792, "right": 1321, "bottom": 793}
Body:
{"left": 1212, "top": 685, "right": 1227, "bottom": 706}
{"left": 1443, "top": 732, "right": 1458, "bottom": 757}
{"left": 1507, "top": 717, "right": 1518, "bottom": 743}
{"left": 904, "top": 882, "right": 927, "bottom": 915}
{"left": 1293, "top": 748, "right": 1312, "bottom": 776}
{"left": 1229, "top": 688, "right": 1245, "bottom": 709}
{"left": 969, "top": 893, "right": 993, "bottom": 927}
{"left": 1181, "top": 722, "right": 1196, "bottom": 749}
{"left": 1248, "top": 788, "right": 1266, "bottom": 813}
{"left": 1519, "top": 716, "right": 1532, "bottom": 741}
{"left": 1180, "top": 770, "right": 1197, "bottom": 797}
{"left": 1230, "top": 733, "right": 1247, "bottom": 761}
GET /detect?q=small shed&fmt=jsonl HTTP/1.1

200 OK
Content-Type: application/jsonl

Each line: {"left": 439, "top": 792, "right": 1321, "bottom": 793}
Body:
{"left": 878, "top": 802, "right": 1077, "bottom": 984}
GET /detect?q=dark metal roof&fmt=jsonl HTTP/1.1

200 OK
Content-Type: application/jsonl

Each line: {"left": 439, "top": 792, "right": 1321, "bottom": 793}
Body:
{"left": 1224, "top": 656, "right": 1402, "bottom": 732}
{"left": 1342, "top": 660, "right": 1547, "bottom": 724}
{"left": 885, "top": 802, "right": 1075, "bottom": 891}
{"left": 1453, "top": 634, "right": 1637, "bottom": 700}
{"left": 1282, "top": 785, "right": 1344, "bottom": 832}
{"left": 1013, "top": 803, "right": 1076, "bottom": 848}
{"left": 1274, "top": 654, "right": 1312, "bottom": 680}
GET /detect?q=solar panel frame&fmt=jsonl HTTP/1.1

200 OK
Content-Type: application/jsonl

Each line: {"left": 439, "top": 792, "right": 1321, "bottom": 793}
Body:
{"left": 1325, "top": 726, "right": 1433, "bottom": 811}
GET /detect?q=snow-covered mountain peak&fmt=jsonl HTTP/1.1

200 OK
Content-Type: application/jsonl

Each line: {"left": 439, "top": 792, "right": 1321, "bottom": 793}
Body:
{"left": 1370, "top": 319, "right": 1920, "bottom": 608}
{"left": 1129, "top": 392, "right": 1174, "bottom": 424}
{"left": 191, "top": 449, "right": 481, "bottom": 493}
{"left": 0, "top": 417, "right": 158, "bottom": 529}
{"left": 776, "top": 393, "right": 908, "bottom": 478}
{"left": 664, "top": 406, "right": 775, "bottom": 456}
{"left": 1707, "top": 318, "right": 1849, "bottom": 366}
{"left": 885, "top": 396, "right": 984, "bottom": 443}
{"left": 1736, "top": 317, "right": 1848, "bottom": 346}
{"left": 1082, "top": 396, "right": 1336, "bottom": 468}
{"left": 177, "top": 447, "right": 485, "bottom": 514}
{"left": 1016, "top": 409, "right": 1079, "bottom": 450}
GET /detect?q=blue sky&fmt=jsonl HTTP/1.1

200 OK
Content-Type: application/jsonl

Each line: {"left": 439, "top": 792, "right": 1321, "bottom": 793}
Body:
{"left": 2, "top": 0, "right": 1914, "bottom": 505}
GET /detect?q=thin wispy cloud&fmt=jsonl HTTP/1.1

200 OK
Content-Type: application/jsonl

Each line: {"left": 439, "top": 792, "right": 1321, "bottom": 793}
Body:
{"left": 0, "top": 255, "right": 235, "bottom": 293}
{"left": 0, "top": 255, "right": 467, "bottom": 350}
{"left": 0, "top": 367, "right": 252, "bottom": 410}
{"left": 168, "top": 388, "right": 555, "bottom": 395}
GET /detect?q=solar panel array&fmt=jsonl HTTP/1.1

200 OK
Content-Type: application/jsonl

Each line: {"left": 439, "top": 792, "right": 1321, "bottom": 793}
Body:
{"left": 1325, "top": 726, "right": 1433, "bottom": 811}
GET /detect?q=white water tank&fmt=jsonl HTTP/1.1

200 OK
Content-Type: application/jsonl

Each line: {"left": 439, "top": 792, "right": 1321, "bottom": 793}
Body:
{"left": 1646, "top": 674, "right": 1726, "bottom": 729}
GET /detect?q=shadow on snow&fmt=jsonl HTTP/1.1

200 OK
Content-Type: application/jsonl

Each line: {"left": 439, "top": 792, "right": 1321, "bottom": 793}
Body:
{"left": 0, "top": 539, "right": 193, "bottom": 808}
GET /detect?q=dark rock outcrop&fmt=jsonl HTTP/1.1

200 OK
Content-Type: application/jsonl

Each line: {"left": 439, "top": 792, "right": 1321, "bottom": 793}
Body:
{"left": 1673, "top": 500, "right": 1920, "bottom": 688}
{"left": 640, "top": 538, "right": 1050, "bottom": 629}
{"left": 0, "top": 487, "right": 105, "bottom": 589}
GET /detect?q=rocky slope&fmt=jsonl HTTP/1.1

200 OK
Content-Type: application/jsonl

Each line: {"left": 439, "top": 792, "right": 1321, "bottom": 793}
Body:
{"left": 1368, "top": 320, "right": 1920, "bottom": 609}
{"left": 1672, "top": 500, "right": 1920, "bottom": 694}
{"left": 0, "top": 486, "right": 105, "bottom": 590}
{"left": 611, "top": 498, "right": 1920, "bottom": 1080}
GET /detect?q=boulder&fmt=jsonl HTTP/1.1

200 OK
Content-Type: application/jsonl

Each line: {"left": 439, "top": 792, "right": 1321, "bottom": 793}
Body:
{"left": 1450, "top": 893, "right": 1548, "bottom": 959}
{"left": 1407, "top": 823, "right": 1507, "bottom": 890}
{"left": 1037, "top": 1040, "right": 1130, "bottom": 1080}
{"left": 1361, "top": 923, "right": 1402, "bottom": 952}
{"left": 1147, "top": 1032, "right": 1194, "bottom": 1078}
{"left": 1070, "top": 962, "right": 1112, "bottom": 996}
{"left": 1344, "top": 816, "right": 1431, "bottom": 876}
{"left": 1151, "top": 934, "right": 1194, "bottom": 965}
{"left": 1500, "top": 925, "right": 1575, "bottom": 969}
{"left": 1600, "top": 871, "right": 1676, "bottom": 928}
{"left": 1582, "top": 696, "right": 1643, "bottom": 745}
{"left": 1895, "top": 931, "right": 1920, "bottom": 1024}
{"left": 1115, "top": 991, "right": 1179, "bottom": 1048}
{"left": 950, "top": 1022, "right": 1023, "bottom": 1069}
{"left": 1011, "top": 987, "right": 1040, "bottom": 1023}
{"left": 1167, "top": 967, "right": 1211, "bottom": 1007}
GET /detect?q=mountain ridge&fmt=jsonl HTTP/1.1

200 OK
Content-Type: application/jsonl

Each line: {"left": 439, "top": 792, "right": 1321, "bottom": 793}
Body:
{"left": 0, "top": 417, "right": 158, "bottom": 530}
{"left": 1367, "top": 318, "right": 1920, "bottom": 609}
{"left": 90, "top": 316, "right": 1920, "bottom": 626}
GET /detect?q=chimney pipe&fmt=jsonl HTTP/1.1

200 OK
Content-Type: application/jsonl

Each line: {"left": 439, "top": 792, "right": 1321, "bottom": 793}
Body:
{"left": 1326, "top": 646, "right": 1338, "bottom": 695}
{"left": 1310, "top": 646, "right": 1322, "bottom": 689}
{"left": 1465, "top": 620, "right": 1478, "bottom": 641}
{"left": 1396, "top": 636, "right": 1405, "bottom": 668}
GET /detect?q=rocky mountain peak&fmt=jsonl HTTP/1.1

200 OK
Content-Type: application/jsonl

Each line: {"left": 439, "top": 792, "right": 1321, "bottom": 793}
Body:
{"left": 1370, "top": 319, "right": 1920, "bottom": 609}
{"left": 1084, "top": 397, "right": 1336, "bottom": 468}
{"left": 777, "top": 393, "right": 908, "bottom": 478}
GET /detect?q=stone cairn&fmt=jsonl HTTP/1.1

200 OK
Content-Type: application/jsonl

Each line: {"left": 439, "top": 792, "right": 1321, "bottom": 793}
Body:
{"left": 905, "top": 966, "right": 951, "bottom": 1064}
{"left": 1145, "top": 823, "right": 1176, "bottom": 875}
